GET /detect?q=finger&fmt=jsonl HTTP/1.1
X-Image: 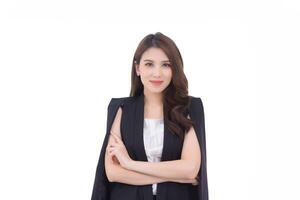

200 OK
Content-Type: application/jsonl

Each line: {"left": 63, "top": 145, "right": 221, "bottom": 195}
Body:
{"left": 109, "top": 136, "right": 117, "bottom": 144}
{"left": 110, "top": 130, "right": 121, "bottom": 139}
{"left": 109, "top": 133, "right": 118, "bottom": 143}
{"left": 108, "top": 147, "right": 115, "bottom": 154}
{"left": 108, "top": 142, "right": 121, "bottom": 149}
{"left": 108, "top": 140, "right": 116, "bottom": 146}
{"left": 108, "top": 145, "right": 117, "bottom": 150}
{"left": 107, "top": 149, "right": 112, "bottom": 155}
{"left": 110, "top": 132, "right": 122, "bottom": 143}
{"left": 110, "top": 130, "right": 118, "bottom": 136}
{"left": 108, "top": 144, "right": 115, "bottom": 149}
{"left": 110, "top": 136, "right": 124, "bottom": 147}
{"left": 108, "top": 146, "right": 121, "bottom": 154}
{"left": 112, "top": 133, "right": 123, "bottom": 145}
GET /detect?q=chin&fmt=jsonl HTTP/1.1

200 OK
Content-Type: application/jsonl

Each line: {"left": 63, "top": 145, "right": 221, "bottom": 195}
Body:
{"left": 149, "top": 86, "right": 167, "bottom": 93}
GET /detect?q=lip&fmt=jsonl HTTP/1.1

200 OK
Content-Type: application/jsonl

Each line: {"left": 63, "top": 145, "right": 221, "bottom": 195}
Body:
{"left": 149, "top": 80, "right": 163, "bottom": 86}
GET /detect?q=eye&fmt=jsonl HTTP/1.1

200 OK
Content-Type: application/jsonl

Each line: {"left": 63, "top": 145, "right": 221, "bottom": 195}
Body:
{"left": 145, "top": 63, "right": 153, "bottom": 67}
{"left": 163, "top": 63, "right": 171, "bottom": 67}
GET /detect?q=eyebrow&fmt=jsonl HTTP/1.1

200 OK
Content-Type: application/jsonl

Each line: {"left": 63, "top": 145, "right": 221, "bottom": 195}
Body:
{"left": 143, "top": 59, "right": 170, "bottom": 63}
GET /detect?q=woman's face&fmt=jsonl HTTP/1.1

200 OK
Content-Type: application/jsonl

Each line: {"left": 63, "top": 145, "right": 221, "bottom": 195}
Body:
{"left": 135, "top": 47, "right": 173, "bottom": 94}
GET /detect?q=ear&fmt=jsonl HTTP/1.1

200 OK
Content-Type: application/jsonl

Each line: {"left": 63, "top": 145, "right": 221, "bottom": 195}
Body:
{"left": 135, "top": 62, "right": 140, "bottom": 76}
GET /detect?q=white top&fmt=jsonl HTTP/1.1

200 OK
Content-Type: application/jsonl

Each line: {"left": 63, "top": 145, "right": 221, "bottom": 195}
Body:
{"left": 143, "top": 118, "right": 164, "bottom": 195}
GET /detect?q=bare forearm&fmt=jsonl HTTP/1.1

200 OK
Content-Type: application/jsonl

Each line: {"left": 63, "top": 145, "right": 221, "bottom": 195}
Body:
{"left": 128, "top": 159, "right": 195, "bottom": 180}
{"left": 109, "top": 164, "right": 196, "bottom": 185}
{"left": 110, "top": 164, "right": 167, "bottom": 185}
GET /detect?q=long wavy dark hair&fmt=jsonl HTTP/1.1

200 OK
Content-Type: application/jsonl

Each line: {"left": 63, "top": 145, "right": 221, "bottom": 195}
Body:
{"left": 129, "top": 32, "right": 194, "bottom": 140}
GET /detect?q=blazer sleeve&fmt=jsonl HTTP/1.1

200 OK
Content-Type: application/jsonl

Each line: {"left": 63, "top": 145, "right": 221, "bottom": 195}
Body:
{"left": 91, "top": 98, "right": 125, "bottom": 200}
{"left": 189, "top": 97, "right": 209, "bottom": 200}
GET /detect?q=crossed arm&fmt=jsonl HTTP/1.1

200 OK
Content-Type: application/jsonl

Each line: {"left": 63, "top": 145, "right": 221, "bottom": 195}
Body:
{"left": 105, "top": 149, "right": 196, "bottom": 185}
{"left": 104, "top": 107, "right": 201, "bottom": 185}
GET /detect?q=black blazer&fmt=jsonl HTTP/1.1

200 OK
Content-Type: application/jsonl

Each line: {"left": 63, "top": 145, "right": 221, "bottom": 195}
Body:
{"left": 91, "top": 93, "right": 209, "bottom": 200}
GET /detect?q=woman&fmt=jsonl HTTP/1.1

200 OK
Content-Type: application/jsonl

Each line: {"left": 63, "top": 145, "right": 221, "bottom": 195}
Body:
{"left": 91, "top": 32, "right": 209, "bottom": 200}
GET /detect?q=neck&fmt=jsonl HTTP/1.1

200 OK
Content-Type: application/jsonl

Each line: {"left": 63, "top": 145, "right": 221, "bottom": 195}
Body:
{"left": 143, "top": 89, "right": 163, "bottom": 107}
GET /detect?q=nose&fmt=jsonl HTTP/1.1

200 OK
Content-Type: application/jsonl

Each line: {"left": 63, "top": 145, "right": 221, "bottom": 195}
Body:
{"left": 153, "top": 65, "right": 162, "bottom": 77}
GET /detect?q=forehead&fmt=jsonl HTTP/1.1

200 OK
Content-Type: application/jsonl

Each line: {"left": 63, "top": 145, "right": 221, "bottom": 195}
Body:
{"left": 141, "top": 47, "right": 169, "bottom": 62}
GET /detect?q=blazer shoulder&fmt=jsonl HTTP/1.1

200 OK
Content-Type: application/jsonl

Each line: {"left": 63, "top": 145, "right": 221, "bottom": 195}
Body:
{"left": 187, "top": 95, "right": 205, "bottom": 117}
{"left": 188, "top": 95, "right": 204, "bottom": 106}
{"left": 108, "top": 96, "right": 132, "bottom": 108}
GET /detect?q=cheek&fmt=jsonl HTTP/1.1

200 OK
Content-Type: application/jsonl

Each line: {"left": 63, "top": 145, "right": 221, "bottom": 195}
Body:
{"left": 164, "top": 69, "right": 172, "bottom": 80}
{"left": 140, "top": 69, "right": 153, "bottom": 80}
{"left": 139, "top": 71, "right": 151, "bottom": 84}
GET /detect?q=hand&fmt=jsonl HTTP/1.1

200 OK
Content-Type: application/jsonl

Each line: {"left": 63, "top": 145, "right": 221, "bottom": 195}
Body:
{"left": 191, "top": 178, "right": 199, "bottom": 186}
{"left": 107, "top": 131, "right": 133, "bottom": 170}
{"left": 191, "top": 175, "right": 199, "bottom": 186}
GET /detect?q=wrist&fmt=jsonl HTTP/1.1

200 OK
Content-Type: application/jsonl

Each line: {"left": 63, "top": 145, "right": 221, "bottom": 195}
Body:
{"left": 127, "top": 159, "right": 135, "bottom": 170}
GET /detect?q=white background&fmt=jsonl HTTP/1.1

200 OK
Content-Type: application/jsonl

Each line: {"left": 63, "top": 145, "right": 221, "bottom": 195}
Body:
{"left": 0, "top": 0, "right": 299, "bottom": 199}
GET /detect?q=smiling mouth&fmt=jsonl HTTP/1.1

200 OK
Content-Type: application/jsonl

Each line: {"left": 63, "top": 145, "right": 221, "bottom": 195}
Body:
{"left": 149, "top": 80, "right": 163, "bottom": 86}
{"left": 150, "top": 80, "right": 163, "bottom": 83}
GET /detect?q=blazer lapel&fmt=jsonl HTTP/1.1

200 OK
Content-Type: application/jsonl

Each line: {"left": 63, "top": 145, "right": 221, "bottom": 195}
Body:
{"left": 134, "top": 93, "right": 148, "bottom": 161}
{"left": 134, "top": 93, "right": 173, "bottom": 162}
